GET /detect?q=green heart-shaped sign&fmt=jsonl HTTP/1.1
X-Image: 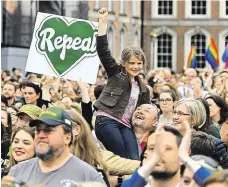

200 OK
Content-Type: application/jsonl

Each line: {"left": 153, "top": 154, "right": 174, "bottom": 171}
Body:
{"left": 36, "top": 16, "right": 98, "bottom": 76}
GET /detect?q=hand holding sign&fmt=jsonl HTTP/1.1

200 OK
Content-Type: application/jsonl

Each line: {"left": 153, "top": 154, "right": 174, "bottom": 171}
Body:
{"left": 26, "top": 12, "right": 100, "bottom": 84}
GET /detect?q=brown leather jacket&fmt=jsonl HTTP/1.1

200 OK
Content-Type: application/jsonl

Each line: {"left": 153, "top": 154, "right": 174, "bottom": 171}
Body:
{"left": 94, "top": 35, "right": 150, "bottom": 119}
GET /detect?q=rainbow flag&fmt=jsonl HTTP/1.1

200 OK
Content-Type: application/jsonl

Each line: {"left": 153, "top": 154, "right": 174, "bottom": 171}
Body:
{"left": 205, "top": 38, "right": 220, "bottom": 69}
{"left": 187, "top": 45, "right": 197, "bottom": 68}
{"left": 222, "top": 43, "right": 228, "bottom": 68}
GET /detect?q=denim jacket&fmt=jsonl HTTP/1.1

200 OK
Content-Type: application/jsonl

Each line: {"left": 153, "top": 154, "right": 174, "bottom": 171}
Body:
{"left": 94, "top": 35, "right": 150, "bottom": 120}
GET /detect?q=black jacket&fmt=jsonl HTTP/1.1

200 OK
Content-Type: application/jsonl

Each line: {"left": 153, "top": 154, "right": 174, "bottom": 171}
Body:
{"left": 94, "top": 35, "right": 150, "bottom": 119}
{"left": 212, "top": 136, "right": 228, "bottom": 169}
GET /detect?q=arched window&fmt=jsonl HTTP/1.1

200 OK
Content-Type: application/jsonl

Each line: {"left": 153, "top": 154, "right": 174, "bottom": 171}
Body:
{"left": 157, "top": 34, "right": 172, "bottom": 68}
{"left": 120, "top": 28, "right": 125, "bottom": 54}
{"left": 184, "top": 27, "right": 210, "bottom": 70}
{"left": 151, "top": 27, "right": 177, "bottom": 70}
{"left": 108, "top": 26, "right": 114, "bottom": 55}
{"left": 191, "top": 34, "right": 206, "bottom": 68}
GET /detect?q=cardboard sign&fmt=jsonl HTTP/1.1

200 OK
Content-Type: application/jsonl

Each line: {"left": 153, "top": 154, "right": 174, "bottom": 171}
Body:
{"left": 26, "top": 12, "right": 100, "bottom": 84}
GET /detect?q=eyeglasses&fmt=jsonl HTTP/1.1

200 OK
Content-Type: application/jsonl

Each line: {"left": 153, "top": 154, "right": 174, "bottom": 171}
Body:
{"left": 159, "top": 98, "right": 173, "bottom": 103}
{"left": 35, "top": 126, "right": 55, "bottom": 134}
{"left": 173, "top": 110, "right": 190, "bottom": 116}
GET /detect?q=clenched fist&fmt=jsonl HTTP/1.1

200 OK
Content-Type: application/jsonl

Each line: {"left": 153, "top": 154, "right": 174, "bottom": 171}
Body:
{"left": 98, "top": 7, "right": 108, "bottom": 24}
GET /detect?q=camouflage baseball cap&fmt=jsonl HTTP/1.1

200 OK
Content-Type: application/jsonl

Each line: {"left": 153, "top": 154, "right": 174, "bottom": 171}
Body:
{"left": 29, "top": 106, "right": 72, "bottom": 128}
{"left": 17, "top": 104, "right": 42, "bottom": 119}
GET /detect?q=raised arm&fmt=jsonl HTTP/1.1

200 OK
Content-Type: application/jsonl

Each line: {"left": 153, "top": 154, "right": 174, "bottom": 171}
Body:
{"left": 179, "top": 121, "right": 212, "bottom": 186}
{"left": 98, "top": 7, "right": 108, "bottom": 36}
{"left": 97, "top": 7, "right": 118, "bottom": 77}
{"left": 77, "top": 81, "right": 93, "bottom": 130}
{"left": 121, "top": 124, "right": 165, "bottom": 187}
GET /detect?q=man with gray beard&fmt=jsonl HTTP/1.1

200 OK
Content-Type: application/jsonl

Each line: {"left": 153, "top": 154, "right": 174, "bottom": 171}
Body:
{"left": 2, "top": 107, "right": 106, "bottom": 187}
{"left": 132, "top": 104, "right": 159, "bottom": 151}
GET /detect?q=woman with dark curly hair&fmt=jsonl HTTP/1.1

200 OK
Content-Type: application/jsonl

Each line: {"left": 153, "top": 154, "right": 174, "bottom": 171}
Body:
{"left": 24, "top": 82, "right": 49, "bottom": 108}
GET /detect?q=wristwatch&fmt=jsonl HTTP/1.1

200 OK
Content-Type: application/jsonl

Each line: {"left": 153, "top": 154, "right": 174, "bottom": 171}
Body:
{"left": 116, "top": 175, "right": 123, "bottom": 187}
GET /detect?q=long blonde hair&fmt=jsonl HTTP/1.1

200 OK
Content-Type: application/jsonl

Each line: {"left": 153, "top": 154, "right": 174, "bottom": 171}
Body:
{"left": 54, "top": 102, "right": 108, "bottom": 173}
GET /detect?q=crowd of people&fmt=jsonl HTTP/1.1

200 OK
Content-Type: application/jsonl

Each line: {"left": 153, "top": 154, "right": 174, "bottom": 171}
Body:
{"left": 1, "top": 7, "right": 228, "bottom": 187}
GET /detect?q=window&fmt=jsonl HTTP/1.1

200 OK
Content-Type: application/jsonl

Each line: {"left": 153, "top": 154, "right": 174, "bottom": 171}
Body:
{"left": 108, "top": 26, "right": 114, "bottom": 55}
{"left": 219, "top": 0, "right": 228, "bottom": 18}
{"left": 158, "top": 0, "right": 173, "bottom": 15}
{"left": 120, "top": 0, "right": 125, "bottom": 15}
{"left": 226, "top": 36, "right": 228, "bottom": 45}
{"left": 185, "top": 0, "right": 211, "bottom": 18}
{"left": 184, "top": 28, "right": 210, "bottom": 69}
{"left": 120, "top": 28, "right": 125, "bottom": 54}
{"left": 108, "top": 0, "right": 114, "bottom": 12}
{"left": 191, "top": 0, "right": 206, "bottom": 15}
{"left": 151, "top": 0, "right": 177, "bottom": 18}
{"left": 157, "top": 34, "right": 172, "bottom": 68}
{"left": 132, "top": 1, "right": 140, "bottom": 17}
{"left": 191, "top": 34, "right": 206, "bottom": 69}
{"left": 151, "top": 27, "right": 177, "bottom": 70}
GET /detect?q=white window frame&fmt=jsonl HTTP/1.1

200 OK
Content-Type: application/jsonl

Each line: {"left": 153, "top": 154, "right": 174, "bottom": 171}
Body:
{"left": 120, "top": 0, "right": 125, "bottom": 15}
{"left": 185, "top": 0, "right": 211, "bottom": 19}
{"left": 218, "top": 28, "right": 228, "bottom": 64}
{"left": 132, "top": 1, "right": 140, "bottom": 17}
{"left": 184, "top": 27, "right": 210, "bottom": 69}
{"left": 219, "top": 0, "right": 228, "bottom": 19}
{"left": 150, "top": 27, "right": 177, "bottom": 71}
{"left": 108, "top": 0, "right": 114, "bottom": 12}
{"left": 151, "top": 0, "right": 177, "bottom": 19}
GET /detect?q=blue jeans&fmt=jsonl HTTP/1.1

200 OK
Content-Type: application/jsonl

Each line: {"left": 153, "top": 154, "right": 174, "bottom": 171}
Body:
{"left": 95, "top": 116, "right": 139, "bottom": 160}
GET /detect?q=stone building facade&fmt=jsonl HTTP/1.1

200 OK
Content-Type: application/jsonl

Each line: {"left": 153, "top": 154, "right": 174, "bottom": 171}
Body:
{"left": 88, "top": 0, "right": 142, "bottom": 61}
{"left": 2, "top": 0, "right": 228, "bottom": 73}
